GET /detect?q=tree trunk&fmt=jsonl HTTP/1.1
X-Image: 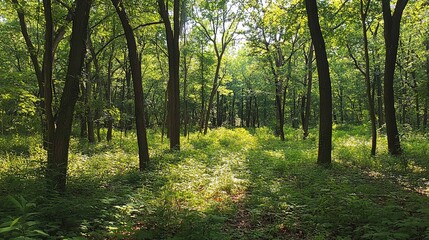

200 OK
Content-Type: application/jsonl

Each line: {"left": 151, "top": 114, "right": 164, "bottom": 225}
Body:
{"left": 246, "top": 92, "right": 252, "bottom": 127}
{"left": 361, "top": 0, "right": 377, "bottom": 156}
{"left": 199, "top": 41, "right": 206, "bottom": 133}
{"left": 45, "top": 0, "right": 91, "bottom": 192}
{"left": 230, "top": 92, "right": 236, "bottom": 126}
{"left": 424, "top": 40, "right": 429, "bottom": 129}
{"left": 204, "top": 57, "right": 223, "bottom": 134}
{"left": 183, "top": 33, "right": 189, "bottom": 137}
{"left": 106, "top": 45, "right": 115, "bottom": 142}
{"left": 254, "top": 95, "right": 259, "bottom": 128}
{"left": 305, "top": 0, "right": 333, "bottom": 166}
{"left": 158, "top": 0, "right": 180, "bottom": 150}
{"left": 85, "top": 61, "right": 95, "bottom": 143}
{"left": 240, "top": 88, "right": 244, "bottom": 127}
{"left": 382, "top": 0, "right": 408, "bottom": 155}
{"left": 302, "top": 43, "right": 314, "bottom": 139}
{"left": 112, "top": 0, "right": 150, "bottom": 170}
{"left": 217, "top": 91, "right": 222, "bottom": 126}
{"left": 275, "top": 79, "right": 285, "bottom": 140}
{"left": 375, "top": 66, "right": 384, "bottom": 128}
{"left": 43, "top": 0, "right": 56, "bottom": 189}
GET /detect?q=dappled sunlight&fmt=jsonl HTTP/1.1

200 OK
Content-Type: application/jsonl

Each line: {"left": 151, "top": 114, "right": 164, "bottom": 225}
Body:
{"left": 1, "top": 127, "right": 429, "bottom": 239}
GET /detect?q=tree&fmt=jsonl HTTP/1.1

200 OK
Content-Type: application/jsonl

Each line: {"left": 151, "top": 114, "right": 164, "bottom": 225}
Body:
{"left": 44, "top": 0, "right": 92, "bottom": 192}
{"left": 305, "top": 0, "right": 333, "bottom": 166}
{"left": 347, "top": 0, "right": 377, "bottom": 155}
{"left": 111, "top": 0, "right": 150, "bottom": 170}
{"left": 11, "top": 0, "right": 73, "bottom": 149}
{"left": 192, "top": 0, "right": 242, "bottom": 135}
{"left": 158, "top": 0, "right": 181, "bottom": 150}
{"left": 301, "top": 43, "right": 314, "bottom": 140}
{"left": 381, "top": 0, "right": 408, "bottom": 155}
{"left": 246, "top": 0, "right": 302, "bottom": 140}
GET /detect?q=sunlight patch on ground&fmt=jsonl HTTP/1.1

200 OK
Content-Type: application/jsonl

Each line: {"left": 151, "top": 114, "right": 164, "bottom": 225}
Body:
{"left": 265, "top": 150, "right": 285, "bottom": 160}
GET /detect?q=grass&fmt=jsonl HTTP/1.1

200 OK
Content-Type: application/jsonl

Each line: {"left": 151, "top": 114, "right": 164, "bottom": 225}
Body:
{"left": 0, "top": 126, "right": 428, "bottom": 239}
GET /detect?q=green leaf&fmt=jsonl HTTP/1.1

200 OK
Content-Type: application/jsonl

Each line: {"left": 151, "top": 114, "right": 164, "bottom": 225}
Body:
{"left": 32, "top": 229, "right": 49, "bottom": 236}
{"left": 10, "top": 216, "right": 21, "bottom": 227}
{"left": 0, "top": 225, "right": 18, "bottom": 233}
{"left": 8, "top": 196, "right": 24, "bottom": 212}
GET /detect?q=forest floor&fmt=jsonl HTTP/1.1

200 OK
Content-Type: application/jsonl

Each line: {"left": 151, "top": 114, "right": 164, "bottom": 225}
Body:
{"left": 1, "top": 125, "right": 429, "bottom": 239}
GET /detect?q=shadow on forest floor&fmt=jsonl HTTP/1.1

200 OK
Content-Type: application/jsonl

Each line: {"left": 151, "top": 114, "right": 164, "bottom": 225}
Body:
{"left": 0, "top": 127, "right": 429, "bottom": 239}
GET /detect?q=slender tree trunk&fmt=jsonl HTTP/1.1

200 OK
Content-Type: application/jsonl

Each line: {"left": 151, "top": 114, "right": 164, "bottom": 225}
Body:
{"left": 85, "top": 61, "right": 95, "bottom": 143}
{"left": 79, "top": 82, "right": 88, "bottom": 138}
{"left": 44, "top": 0, "right": 56, "bottom": 188}
{"left": 240, "top": 88, "right": 244, "bottom": 127}
{"left": 112, "top": 0, "right": 150, "bottom": 170}
{"left": 275, "top": 77, "right": 285, "bottom": 140}
{"left": 254, "top": 95, "right": 259, "bottom": 128}
{"left": 183, "top": 37, "right": 189, "bottom": 137}
{"left": 414, "top": 72, "right": 420, "bottom": 128}
{"left": 45, "top": 0, "right": 91, "bottom": 192}
{"left": 106, "top": 46, "right": 115, "bottom": 142}
{"left": 80, "top": 115, "right": 87, "bottom": 138}
{"left": 231, "top": 92, "right": 236, "bottom": 126}
{"left": 424, "top": 40, "right": 429, "bottom": 129}
{"left": 158, "top": 0, "right": 180, "bottom": 150}
{"left": 361, "top": 0, "right": 377, "bottom": 156}
{"left": 199, "top": 41, "right": 206, "bottom": 133}
{"left": 246, "top": 92, "right": 252, "bottom": 127}
{"left": 303, "top": 43, "right": 314, "bottom": 139}
{"left": 305, "top": 0, "right": 333, "bottom": 166}
{"left": 292, "top": 88, "right": 299, "bottom": 128}
{"left": 217, "top": 91, "right": 222, "bottom": 127}
{"left": 204, "top": 57, "right": 223, "bottom": 134}
{"left": 375, "top": 66, "right": 384, "bottom": 127}
{"left": 381, "top": 0, "right": 407, "bottom": 155}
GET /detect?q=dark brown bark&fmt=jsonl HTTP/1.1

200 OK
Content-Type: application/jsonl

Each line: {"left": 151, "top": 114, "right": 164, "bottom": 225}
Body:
{"left": 80, "top": 114, "right": 87, "bottom": 138}
{"left": 106, "top": 48, "right": 115, "bottom": 142}
{"left": 240, "top": 88, "right": 244, "bottom": 127}
{"left": 199, "top": 42, "right": 206, "bottom": 133}
{"left": 375, "top": 66, "right": 384, "bottom": 127}
{"left": 158, "top": 0, "right": 181, "bottom": 150}
{"left": 45, "top": 0, "right": 91, "bottom": 192}
{"left": 275, "top": 83, "right": 285, "bottom": 140}
{"left": 112, "top": 0, "right": 150, "bottom": 169}
{"left": 424, "top": 40, "right": 429, "bottom": 129}
{"left": 43, "top": 0, "right": 55, "bottom": 189}
{"left": 230, "top": 92, "right": 236, "bottom": 126}
{"left": 204, "top": 57, "right": 223, "bottom": 134}
{"left": 246, "top": 91, "right": 252, "bottom": 127}
{"left": 183, "top": 27, "right": 189, "bottom": 137}
{"left": 85, "top": 61, "right": 95, "bottom": 143}
{"left": 361, "top": 0, "right": 377, "bottom": 156}
{"left": 305, "top": 0, "right": 333, "bottom": 166}
{"left": 292, "top": 88, "right": 299, "bottom": 129}
{"left": 302, "top": 43, "right": 314, "bottom": 140}
{"left": 253, "top": 95, "right": 259, "bottom": 128}
{"left": 382, "top": 0, "right": 408, "bottom": 155}
{"left": 217, "top": 91, "right": 222, "bottom": 126}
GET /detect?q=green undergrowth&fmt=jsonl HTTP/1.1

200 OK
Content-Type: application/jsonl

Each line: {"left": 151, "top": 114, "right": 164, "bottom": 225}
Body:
{"left": 0, "top": 126, "right": 428, "bottom": 239}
